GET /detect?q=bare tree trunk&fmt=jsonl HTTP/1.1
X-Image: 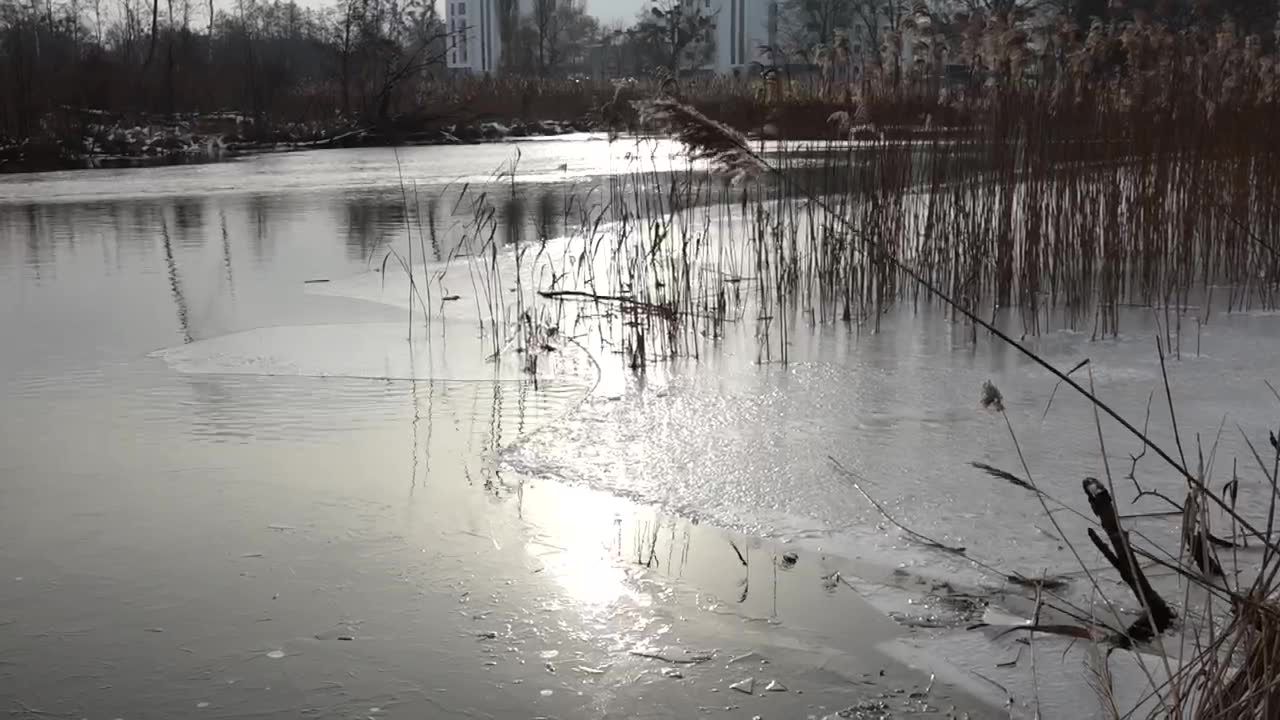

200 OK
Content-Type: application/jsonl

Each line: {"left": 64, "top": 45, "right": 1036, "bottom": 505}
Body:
{"left": 68, "top": 0, "right": 81, "bottom": 48}
{"left": 10, "top": 26, "right": 36, "bottom": 137}
{"left": 166, "top": 0, "right": 175, "bottom": 113}
{"left": 340, "top": 2, "right": 352, "bottom": 115}
{"left": 146, "top": 0, "right": 159, "bottom": 66}
{"left": 237, "top": 0, "right": 259, "bottom": 121}
{"left": 119, "top": 0, "right": 133, "bottom": 63}
{"left": 535, "top": 0, "right": 549, "bottom": 76}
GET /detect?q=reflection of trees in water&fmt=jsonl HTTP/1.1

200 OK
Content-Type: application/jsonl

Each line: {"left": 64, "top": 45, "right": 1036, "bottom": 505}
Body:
{"left": 127, "top": 201, "right": 161, "bottom": 241}
{"left": 3, "top": 201, "right": 143, "bottom": 276}
{"left": 501, "top": 194, "right": 525, "bottom": 247}
{"left": 422, "top": 193, "right": 442, "bottom": 263}
{"left": 182, "top": 376, "right": 255, "bottom": 443}
{"left": 339, "top": 185, "right": 566, "bottom": 263}
{"left": 109, "top": 199, "right": 198, "bottom": 344}
{"left": 499, "top": 187, "right": 562, "bottom": 247}
{"left": 247, "top": 194, "right": 274, "bottom": 262}
{"left": 0, "top": 208, "right": 16, "bottom": 271}
{"left": 172, "top": 198, "right": 206, "bottom": 248}
{"left": 49, "top": 203, "right": 80, "bottom": 253}
{"left": 10, "top": 199, "right": 190, "bottom": 278}
{"left": 534, "top": 190, "right": 560, "bottom": 242}
{"left": 159, "top": 214, "right": 193, "bottom": 344}
{"left": 342, "top": 197, "right": 407, "bottom": 262}
{"left": 7, "top": 195, "right": 224, "bottom": 347}
{"left": 0, "top": 203, "right": 92, "bottom": 277}
{"left": 20, "top": 204, "right": 44, "bottom": 277}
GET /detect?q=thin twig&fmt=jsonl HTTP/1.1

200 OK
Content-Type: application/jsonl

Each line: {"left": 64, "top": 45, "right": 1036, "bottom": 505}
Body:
{"left": 830, "top": 456, "right": 965, "bottom": 555}
{"left": 628, "top": 650, "right": 714, "bottom": 665}
{"left": 1041, "top": 357, "right": 1091, "bottom": 420}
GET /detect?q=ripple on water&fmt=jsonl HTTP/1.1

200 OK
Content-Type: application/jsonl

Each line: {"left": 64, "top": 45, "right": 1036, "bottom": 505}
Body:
{"left": 145, "top": 320, "right": 596, "bottom": 444}
{"left": 151, "top": 321, "right": 594, "bottom": 384}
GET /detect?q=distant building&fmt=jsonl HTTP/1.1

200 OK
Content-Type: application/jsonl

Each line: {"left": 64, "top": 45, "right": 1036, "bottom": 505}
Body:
{"left": 446, "top": 0, "right": 504, "bottom": 74}
{"left": 703, "top": 0, "right": 778, "bottom": 74}
{"left": 450, "top": 0, "right": 780, "bottom": 76}
{"left": 588, "top": 34, "right": 641, "bottom": 81}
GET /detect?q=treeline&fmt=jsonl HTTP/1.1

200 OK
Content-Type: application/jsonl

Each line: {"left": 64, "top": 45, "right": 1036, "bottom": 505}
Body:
{"left": 774, "top": 0, "right": 1278, "bottom": 68}
{"left": 0, "top": 0, "right": 449, "bottom": 139}
{"left": 2, "top": 0, "right": 1278, "bottom": 145}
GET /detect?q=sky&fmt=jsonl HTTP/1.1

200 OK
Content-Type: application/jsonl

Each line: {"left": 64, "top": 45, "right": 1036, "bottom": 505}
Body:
{"left": 580, "top": 0, "right": 647, "bottom": 24}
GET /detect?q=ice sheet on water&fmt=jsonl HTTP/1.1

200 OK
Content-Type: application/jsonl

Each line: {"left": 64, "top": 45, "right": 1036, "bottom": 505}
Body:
{"left": 881, "top": 627, "right": 1190, "bottom": 720}
{"left": 154, "top": 322, "right": 594, "bottom": 386}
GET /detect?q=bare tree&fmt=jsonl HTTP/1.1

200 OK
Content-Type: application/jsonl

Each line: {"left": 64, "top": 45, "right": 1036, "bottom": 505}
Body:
{"left": 520, "top": 0, "right": 597, "bottom": 75}
{"left": 338, "top": 0, "right": 357, "bottom": 113}
{"left": 631, "top": 0, "right": 715, "bottom": 75}
{"left": 779, "top": 0, "right": 852, "bottom": 55}
{"left": 349, "top": 0, "right": 449, "bottom": 119}
{"left": 531, "top": 0, "right": 553, "bottom": 73}
{"left": 847, "top": 0, "right": 910, "bottom": 76}
{"left": 145, "top": 0, "right": 156, "bottom": 64}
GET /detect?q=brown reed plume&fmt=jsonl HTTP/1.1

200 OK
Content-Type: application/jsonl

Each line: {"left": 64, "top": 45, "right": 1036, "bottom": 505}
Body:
{"left": 640, "top": 98, "right": 767, "bottom": 183}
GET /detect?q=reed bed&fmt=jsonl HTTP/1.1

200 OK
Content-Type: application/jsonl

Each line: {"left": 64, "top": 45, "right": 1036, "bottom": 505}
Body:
{"left": 376, "top": 21, "right": 1280, "bottom": 716}
{"left": 519, "top": 17, "right": 1280, "bottom": 367}
{"left": 420, "top": 90, "right": 1279, "bottom": 369}
{"left": 476, "top": 23, "right": 1279, "bottom": 720}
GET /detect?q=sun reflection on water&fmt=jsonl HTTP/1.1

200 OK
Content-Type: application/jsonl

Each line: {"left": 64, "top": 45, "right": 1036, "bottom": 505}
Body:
{"left": 519, "top": 482, "right": 653, "bottom": 610}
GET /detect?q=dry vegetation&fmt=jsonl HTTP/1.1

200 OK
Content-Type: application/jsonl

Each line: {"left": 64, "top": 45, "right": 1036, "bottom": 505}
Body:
{"left": 589, "top": 16, "right": 1280, "bottom": 358}
{"left": 394, "top": 18, "right": 1280, "bottom": 372}
{"left": 398, "top": 16, "right": 1280, "bottom": 719}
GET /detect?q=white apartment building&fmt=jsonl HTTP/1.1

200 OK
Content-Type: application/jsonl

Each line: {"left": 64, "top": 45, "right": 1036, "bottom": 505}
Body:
{"left": 446, "top": 0, "right": 508, "bottom": 74}
{"left": 703, "top": 0, "right": 778, "bottom": 73}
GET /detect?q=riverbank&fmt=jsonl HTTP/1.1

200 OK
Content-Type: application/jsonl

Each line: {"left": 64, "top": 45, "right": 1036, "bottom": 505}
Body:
{"left": 0, "top": 114, "right": 602, "bottom": 174}
{"left": 0, "top": 83, "right": 961, "bottom": 175}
